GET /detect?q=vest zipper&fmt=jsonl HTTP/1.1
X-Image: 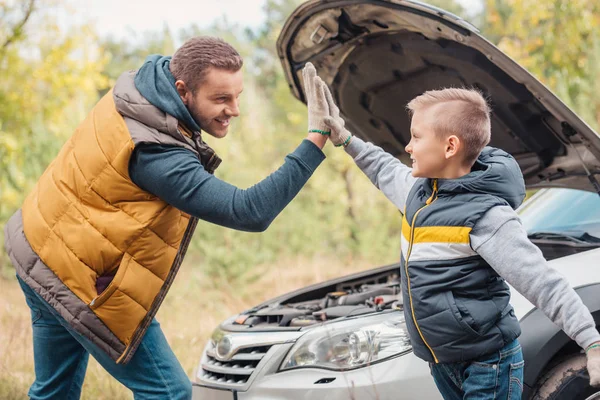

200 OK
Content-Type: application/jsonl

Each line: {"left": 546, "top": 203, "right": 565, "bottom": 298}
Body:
{"left": 116, "top": 216, "right": 199, "bottom": 364}
{"left": 115, "top": 130, "right": 220, "bottom": 364}
{"left": 405, "top": 179, "right": 439, "bottom": 363}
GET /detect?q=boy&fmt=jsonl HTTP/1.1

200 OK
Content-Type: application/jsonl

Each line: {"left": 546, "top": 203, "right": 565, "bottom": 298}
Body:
{"left": 315, "top": 78, "right": 600, "bottom": 399}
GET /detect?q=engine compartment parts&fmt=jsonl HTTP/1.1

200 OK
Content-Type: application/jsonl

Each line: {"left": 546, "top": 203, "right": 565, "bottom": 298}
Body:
{"left": 233, "top": 281, "right": 403, "bottom": 328}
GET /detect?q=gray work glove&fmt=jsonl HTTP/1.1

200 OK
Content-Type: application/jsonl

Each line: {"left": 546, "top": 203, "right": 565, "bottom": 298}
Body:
{"left": 318, "top": 77, "right": 353, "bottom": 147}
{"left": 587, "top": 345, "right": 600, "bottom": 386}
{"left": 302, "top": 62, "right": 331, "bottom": 136}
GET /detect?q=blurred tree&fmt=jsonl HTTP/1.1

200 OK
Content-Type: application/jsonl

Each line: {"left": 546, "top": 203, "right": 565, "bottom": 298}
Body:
{"left": 0, "top": 0, "right": 108, "bottom": 275}
{"left": 0, "top": 0, "right": 36, "bottom": 55}
{"left": 11, "top": 0, "right": 596, "bottom": 283}
{"left": 482, "top": 0, "right": 600, "bottom": 130}
{"left": 426, "top": 0, "right": 468, "bottom": 17}
{"left": 99, "top": 24, "right": 176, "bottom": 96}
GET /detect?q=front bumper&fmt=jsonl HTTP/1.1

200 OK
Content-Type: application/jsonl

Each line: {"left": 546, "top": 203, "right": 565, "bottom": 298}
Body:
{"left": 193, "top": 339, "right": 441, "bottom": 400}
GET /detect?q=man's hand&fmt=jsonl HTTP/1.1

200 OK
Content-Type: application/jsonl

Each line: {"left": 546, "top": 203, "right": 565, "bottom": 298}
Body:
{"left": 317, "top": 77, "right": 353, "bottom": 148}
{"left": 588, "top": 344, "right": 600, "bottom": 386}
{"left": 302, "top": 62, "right": 330, "bottom": 149}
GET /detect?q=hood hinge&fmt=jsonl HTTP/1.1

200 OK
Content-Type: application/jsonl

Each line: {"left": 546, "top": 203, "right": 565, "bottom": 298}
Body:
{"left": 562, "top": 122, "right": 600, "bottom": 197}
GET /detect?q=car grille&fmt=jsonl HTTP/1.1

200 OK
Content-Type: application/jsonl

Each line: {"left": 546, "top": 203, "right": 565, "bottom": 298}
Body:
{"left": 200, "top": 344, "right": 272, "bottom": 386}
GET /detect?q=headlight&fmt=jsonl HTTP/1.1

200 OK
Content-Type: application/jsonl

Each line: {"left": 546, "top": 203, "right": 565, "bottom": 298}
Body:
{"left": 280, "top": 311, "right": 411, "bottom": 371}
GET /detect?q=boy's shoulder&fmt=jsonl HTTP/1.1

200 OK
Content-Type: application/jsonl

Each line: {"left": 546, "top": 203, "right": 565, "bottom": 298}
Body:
{"left": 477, "top": 204, "right": 519, "bottom": 226}
{"left": 470, "top": 204, "right": 520, "bottom": 246}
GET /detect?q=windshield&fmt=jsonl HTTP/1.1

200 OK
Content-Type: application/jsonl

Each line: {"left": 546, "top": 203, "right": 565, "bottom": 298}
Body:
{"left": 519, "top": 189, "right": 600, "bottom": 237}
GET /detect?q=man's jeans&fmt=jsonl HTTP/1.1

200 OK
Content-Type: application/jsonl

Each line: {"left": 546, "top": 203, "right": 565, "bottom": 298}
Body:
{"left": 430, "top": 339, "right": 524, "bottom": 400}
{"left": 16, "top": 276, "right": 192, "bottom": 400}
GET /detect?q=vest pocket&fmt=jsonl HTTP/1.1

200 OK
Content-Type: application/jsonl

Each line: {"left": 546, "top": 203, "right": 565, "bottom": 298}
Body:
{"left": 445, "top": 291, "right": 482, "bottom": 337}
{"left": 88, "top": 255, "right": 163, "bottom": 344}
{"left": 89, "top": 255, "right": 131, "bottom": 310}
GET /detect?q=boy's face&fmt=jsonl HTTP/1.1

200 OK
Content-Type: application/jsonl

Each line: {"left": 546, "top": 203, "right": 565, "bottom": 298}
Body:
{"left": 405, "top": 106, "right": 449, "bottom": 178}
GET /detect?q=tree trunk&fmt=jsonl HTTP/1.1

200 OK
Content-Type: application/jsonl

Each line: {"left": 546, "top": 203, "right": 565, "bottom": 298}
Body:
{"left": 342, "top": 167, "right": 359, "bottom": 248}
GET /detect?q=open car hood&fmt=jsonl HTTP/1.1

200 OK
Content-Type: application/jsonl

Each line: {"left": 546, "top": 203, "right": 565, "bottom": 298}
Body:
{"left": 277, "top": 0, "right": 600, "bottom": 191}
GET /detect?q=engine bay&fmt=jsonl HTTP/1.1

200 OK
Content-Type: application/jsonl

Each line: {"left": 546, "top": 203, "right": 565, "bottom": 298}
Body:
{"left": 231, "top": 270, "right": 402, "bottom": 329}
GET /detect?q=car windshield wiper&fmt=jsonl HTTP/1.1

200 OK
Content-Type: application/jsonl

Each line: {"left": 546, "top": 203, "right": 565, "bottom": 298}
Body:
{"left": 528, "top": 231, "right": 600, "bottom": 247}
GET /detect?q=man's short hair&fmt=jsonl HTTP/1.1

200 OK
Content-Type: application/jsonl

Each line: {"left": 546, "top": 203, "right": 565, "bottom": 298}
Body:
{"left": 170, "top": 36, "right": 243, "bottom": 92}
{"left": 407, "top": 88, "right": 491, "bottom": 166}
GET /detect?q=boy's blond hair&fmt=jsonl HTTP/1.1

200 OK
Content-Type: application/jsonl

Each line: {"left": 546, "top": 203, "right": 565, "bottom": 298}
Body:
{"left": 407, "top": 88, "right": 491, "bottom": 166}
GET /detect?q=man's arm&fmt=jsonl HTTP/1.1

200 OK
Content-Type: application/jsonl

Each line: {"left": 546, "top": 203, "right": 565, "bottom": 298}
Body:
{"left": 129, "top": 140, "right": 325, "bottom": 232}
{"left": 471, "top": 205, "right": 600, "bottom": 349}
{"left": 344, "top": 137, "right": 417, "bottom": 211}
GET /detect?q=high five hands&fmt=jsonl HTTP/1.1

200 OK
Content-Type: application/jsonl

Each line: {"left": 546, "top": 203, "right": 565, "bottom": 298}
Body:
{"left": 302, "top": 62, "right": 353, "bottom": 149}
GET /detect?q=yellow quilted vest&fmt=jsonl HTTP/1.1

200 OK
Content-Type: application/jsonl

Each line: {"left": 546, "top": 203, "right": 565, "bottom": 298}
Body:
{"left": 21, "top": 90, "right": 191, "bottom": 363}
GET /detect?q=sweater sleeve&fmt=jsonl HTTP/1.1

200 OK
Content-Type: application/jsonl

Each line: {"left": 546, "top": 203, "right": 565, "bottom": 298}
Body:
{"left": 344, "top": 137, "right": 417, "bottom": 211}
{"left": 128, "top": 140, "right": 325, "bottom": 232}
{"left": 471, "top": 205, "right": 600, "bottom": 349}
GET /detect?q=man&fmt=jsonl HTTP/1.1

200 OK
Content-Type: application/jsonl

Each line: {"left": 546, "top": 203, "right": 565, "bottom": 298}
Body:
{"left": 4, "top": 38, "right": 330, "bottom": 399}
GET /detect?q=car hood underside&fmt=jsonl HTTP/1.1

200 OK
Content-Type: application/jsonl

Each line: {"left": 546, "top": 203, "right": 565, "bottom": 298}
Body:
{"left": 277, "top": 0, "right": 600, "bottom": 191}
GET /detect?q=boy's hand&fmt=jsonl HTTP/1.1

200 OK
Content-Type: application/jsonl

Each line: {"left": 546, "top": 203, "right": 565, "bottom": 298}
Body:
{"left": 302, "top": 62, "right": 331, "bottom": 141}
{"left": 317, "top": 77, "right": 353, "bottom": 147}
{"left": 587, "top": 344, "right": 600, "bottom": 386}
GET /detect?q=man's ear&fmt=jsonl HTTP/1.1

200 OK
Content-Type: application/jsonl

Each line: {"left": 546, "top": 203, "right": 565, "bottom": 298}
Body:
{"left": 445, "top": 135, "right": 461, "bottom": 159}
{"left": 175, "top": 80, "right": 190, "bottom": 105}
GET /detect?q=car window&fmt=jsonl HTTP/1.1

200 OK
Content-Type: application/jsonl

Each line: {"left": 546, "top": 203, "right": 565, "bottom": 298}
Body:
{"left": 519, "top": 189, "right": 600, "bottom": 236}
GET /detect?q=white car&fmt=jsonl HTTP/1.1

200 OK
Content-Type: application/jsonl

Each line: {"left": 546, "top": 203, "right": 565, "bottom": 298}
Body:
{"left": 193, "top": 1, "right": 600, "bottom": 399}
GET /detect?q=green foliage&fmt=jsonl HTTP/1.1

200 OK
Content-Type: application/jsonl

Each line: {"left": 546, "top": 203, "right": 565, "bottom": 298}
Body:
{"left": 2, "top": 0, "right": 600, "bottom": 281}
{"left": 424, "top": 0, "right": 467, "bottom": 17}
{"left": 0, "top": 0, "right": 108, "bottom": 273}
{"left": 482, "top": 0, "right": 600, "bottom": 130}
{"left": 99, "top": 25, "right": 176, "bottom": 96}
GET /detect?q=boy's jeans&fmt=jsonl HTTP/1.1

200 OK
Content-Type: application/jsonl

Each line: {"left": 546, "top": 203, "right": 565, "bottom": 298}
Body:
{"left": 16, "top": 276, "right": 192, "bottom": 400}
{"left": 430, "top": 339, "right": 524, "bottom": 400}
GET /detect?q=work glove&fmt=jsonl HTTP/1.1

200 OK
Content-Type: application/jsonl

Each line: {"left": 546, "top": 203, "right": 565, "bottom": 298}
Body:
{"left": 318, "top": 77, "right": 353, "bottom": 147}
{"left": 587, "top": 344, "right": 600, "bottom": 386}
{"left": 302, "top": 62, "right": 330, "bottom": 136}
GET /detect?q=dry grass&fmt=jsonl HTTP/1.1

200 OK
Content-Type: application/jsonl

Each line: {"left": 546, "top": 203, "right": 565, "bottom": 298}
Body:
{"left": 0, "top": 256, "right": 377, "bottom": 399}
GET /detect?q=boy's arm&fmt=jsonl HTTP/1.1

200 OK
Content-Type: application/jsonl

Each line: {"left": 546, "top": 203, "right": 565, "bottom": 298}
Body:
{"left": 344, "top": 137, "right": 418, "bottom": 211}
{"left": 471, "top": 206, "right": 600, "bottom": 349}
{"left": 318, "top": 79, "right": 416, "bottom": 211}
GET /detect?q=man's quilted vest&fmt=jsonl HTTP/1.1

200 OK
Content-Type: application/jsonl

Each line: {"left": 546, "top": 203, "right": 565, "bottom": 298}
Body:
{"left": 400, "top": 148, "right": 526, "bottom": 363}
{"left": 4, "top": 71, "right": 219, "bottom": 364}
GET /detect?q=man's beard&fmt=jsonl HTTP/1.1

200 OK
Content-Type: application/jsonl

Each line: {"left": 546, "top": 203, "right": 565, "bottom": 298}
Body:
{"left": 187, "top": 105, "right": 207, "bottom": 132}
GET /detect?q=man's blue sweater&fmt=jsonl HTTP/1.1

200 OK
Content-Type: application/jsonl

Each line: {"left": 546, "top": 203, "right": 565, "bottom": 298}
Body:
{"left": 128, "top": 140, "right": 325, "bottom": 232}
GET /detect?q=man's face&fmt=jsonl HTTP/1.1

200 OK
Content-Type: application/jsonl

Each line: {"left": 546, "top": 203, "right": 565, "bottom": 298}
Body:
{"left": 405, "top": 105, "right": 448, "bottom": 178}
{"left": 178, "top": 67, "right": 244, "bottom": 138}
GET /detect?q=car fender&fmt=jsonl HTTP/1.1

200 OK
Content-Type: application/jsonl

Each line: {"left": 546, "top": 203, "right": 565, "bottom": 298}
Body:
{"left": 520, "top": 283, "right": 600, "bottom": 398}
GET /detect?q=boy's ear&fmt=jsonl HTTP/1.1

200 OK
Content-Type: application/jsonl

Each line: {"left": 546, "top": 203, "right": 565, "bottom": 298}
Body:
{"left": 445, "top": 135, "right": 461, "bottom": 159}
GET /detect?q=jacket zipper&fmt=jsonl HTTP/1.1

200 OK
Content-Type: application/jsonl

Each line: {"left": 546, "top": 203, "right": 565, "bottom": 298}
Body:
{"left": 404, "top": 179, "right": 439, "bottom": 363}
